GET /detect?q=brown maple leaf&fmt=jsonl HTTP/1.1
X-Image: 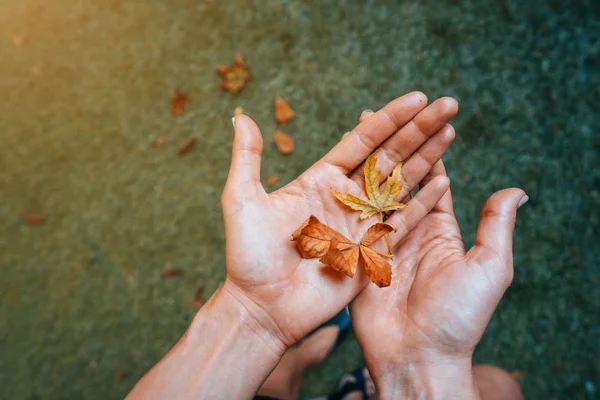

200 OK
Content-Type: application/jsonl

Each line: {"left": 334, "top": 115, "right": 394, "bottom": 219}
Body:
{"left": 171, "top": 89, "right": 189, "bottom": 116}
{"left": 292, "top": 215, "right": 395, "bottom": 287}
{"left": 216, "top": 55, "right": 251, "bottom": 94}
{"left": 331, "top": 150, "right": 406, "bottom": 220}
{"left": 274, "top": 96, "right": 295, "bottom": 125}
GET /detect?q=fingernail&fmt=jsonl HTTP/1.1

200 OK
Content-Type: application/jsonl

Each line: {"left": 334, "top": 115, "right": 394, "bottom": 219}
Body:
{"left": 231, "top": 117, "right": 236, "bottom": 129}
{"left": 343, "top": 131, "right": 350, "bottom": 138}
{"left": 360, "top": 109, "right": 373, "bottom": 117}
{"left": 518, "top": 195, "right": 529, "bottom": 208}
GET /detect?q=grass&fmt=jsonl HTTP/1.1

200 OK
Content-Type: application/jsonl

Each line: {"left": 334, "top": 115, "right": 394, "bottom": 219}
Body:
{"left": 0, "top": 0, "right": 598, "bottom": 398}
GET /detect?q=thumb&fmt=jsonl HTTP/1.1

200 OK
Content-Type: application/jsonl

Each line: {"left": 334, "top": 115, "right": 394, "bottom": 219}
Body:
{"left": 225, "top": 115, "right": 264, "bottom": 195}
{"left": 467, "top": 188, "right": 528, "bottom": 284}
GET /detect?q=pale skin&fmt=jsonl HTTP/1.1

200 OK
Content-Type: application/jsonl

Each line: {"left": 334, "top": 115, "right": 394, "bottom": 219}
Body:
{"left": 127, "top": 92, "right": 526, "bottom": 399}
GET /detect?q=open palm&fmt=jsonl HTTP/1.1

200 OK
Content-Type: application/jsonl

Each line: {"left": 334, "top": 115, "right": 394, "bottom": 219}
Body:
{"left": 220, "top": 93, "right": 459, "bottom": 348}
{"left": 350, "top": 154, "right": 527, "bottom": 391}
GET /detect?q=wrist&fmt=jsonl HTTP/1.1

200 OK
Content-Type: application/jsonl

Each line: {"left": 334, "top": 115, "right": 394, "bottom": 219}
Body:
{"left": 373, "top": 356, "right": 480, "bottom": 400}
{"left": 187, "top": 280, "right": 288, "bottom": 358}
{"left": 127, "top": 281, "right": 287, "bottom": 399}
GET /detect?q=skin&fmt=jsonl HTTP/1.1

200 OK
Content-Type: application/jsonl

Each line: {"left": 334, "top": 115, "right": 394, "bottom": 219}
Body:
{"left": 349, "top": 113, "right": 527, "bottom": 399}
{"left": 127, "top": 92, "right": 525, "bottom": 399}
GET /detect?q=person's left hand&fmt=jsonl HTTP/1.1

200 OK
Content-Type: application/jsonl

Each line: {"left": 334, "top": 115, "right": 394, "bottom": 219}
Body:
{"left": 220, "top": 93, "right": 458, "bottom": 351}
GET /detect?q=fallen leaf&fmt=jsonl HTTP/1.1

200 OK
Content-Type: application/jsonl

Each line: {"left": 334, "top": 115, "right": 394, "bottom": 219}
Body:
{"left": 216, "top": 55, "right": 251, "bottom": 94}
{"left": 267, "top": 174, "right": 280, "bottom": 186}
{"left": 190, "top": 286, "right": 204, "bottom": 309}
{"left": 171, "top": 89, "right": 189, "bottom": 116}
{"left": 161, "top": 266, "right": 184, "bottom": 277}
{"left": 115, "top": 370, "right": 127, "bottom": 380}
{"left": 292, "top": 215, "right": 395, "bottom": 287}
{"left": 13, "top": 36, "right": 24, "bottom": 46}
{"left": 274, "top": 96, "right": 295, "bottom": 125}
{"left": 331, "top": 150, "right": 407, "bottom": 220}
{"left": 293, "top": 215, "right": 355, "bottom": 258}
{"left": 512, "top": 370, "right": 524, "bottom": 379}
{"left": 234, "top": 106, "right": 244, "bottom": 116}
{"left": 151, "top": 137, "right": 164, "bottom": 147}
{"left": 20, "top": 212, "right": 45, "bottom": 226}
{"left": 177, "top": 138, "right": 196, "bottom": 156}
{"left": 274, "top": 130, "right": 294, "bottom": 155}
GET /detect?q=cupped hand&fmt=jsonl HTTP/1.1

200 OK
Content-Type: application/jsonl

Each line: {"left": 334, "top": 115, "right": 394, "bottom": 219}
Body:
{"left": 220, "top": 93, "right": 459, "bottom": 350}
{"left": 350, "top": 110, "right": 527, "bottom": 397}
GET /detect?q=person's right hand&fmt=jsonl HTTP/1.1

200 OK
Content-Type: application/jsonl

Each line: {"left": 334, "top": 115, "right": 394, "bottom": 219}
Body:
{"left": 349, "top": 111, "right": 528, "bottom": 399}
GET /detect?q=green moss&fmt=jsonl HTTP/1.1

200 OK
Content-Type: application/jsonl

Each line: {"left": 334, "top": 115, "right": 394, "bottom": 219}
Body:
{"left": 0, "top": 0, "right": 598, "bottom": 398}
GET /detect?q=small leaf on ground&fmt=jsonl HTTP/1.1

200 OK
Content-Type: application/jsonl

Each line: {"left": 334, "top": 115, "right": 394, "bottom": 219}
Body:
{"left": 190, "top": 286, "right": 204, "bottom": 309}
{"left": 274, "top": 96, "right": 295, "bottom": 125}
{"left": 151, "top": 137, "right": 164, "bottom": 147}
{"left": 115, "top": 370, "right": 127, "bottom": 380}
{"left": 20, "top": 212, "right": 45, "bottom": 226}
{"left": 274, "top": 130, "right": 294, "bottom": 155}
{"left": 267, "top": 174, "right": 281, "bottom": 186}
{"left": 177, "top": 138, "right": 196, "bottom": 156}
{"left": 161, "top": 266, "right": 184, "bottom": 277}
{"left": 216, "top": 55, "right": 251, "bottom": 94}
{"left": 171, "top": 90, "right": 189, "bottom": 116}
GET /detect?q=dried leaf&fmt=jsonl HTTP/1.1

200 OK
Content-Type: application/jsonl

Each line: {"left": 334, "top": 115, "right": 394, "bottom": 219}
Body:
{"left": 319, "top": 238, "right": 357, "bottom": 278}
{"left": 274, "top": 96, "right": 295, "bottom": 125}
{"left": 161, "top": 266, "right": 184, "bottom": 277}
{"left": 359, "top": 246, "right": 392, "bottom": 288}
{"left": 177, "top": 138, "right": 196, "bottom": 156}
{"left": 115, "top": 370, "right": 128, "bottom": 380}
{"left": 20, "top": 212, "right": 45, "bottom": 226}
{"left": 191, "top": 286, "right": 204, "bottom": 309}
{"left": 216, "top": 55, "right": 251, "bottom": 94}
{"left": 332, "top": 151, "right": 407, "bottom": 220}
{"left": 172, "top": 89, "right": 189, "bottom": 116}
{"left": 360, "top": 223, "right": 395, "bottom": 247}
{"left": 267, "top": 174, "right": 280, "bottom": 186}
{"left": 291, "top": 215, "right": 355, "bottom": 258}
{"left": 512, "top": 370, "right": 524, "bottom": 379}
{"left": 274, "top": 130, "right": 294, "bottom": 155}
{"left": 292, "top": 215, "right": 394, "bottom": 287}
{"left": 151, "top": 137, "right": 164, "bottom": 147}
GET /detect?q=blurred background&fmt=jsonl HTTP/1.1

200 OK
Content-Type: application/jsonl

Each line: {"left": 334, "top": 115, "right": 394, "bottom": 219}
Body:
{"left": 0, "top": 0, "right": 598, "bottom": 398}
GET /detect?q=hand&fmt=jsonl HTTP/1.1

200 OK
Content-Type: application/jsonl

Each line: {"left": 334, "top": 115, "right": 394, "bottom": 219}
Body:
{"left": 350, "top": 110, "right": 527, "bottom": 398}
{"left": 220, "top": 92, "right": 459, "bottom": 351}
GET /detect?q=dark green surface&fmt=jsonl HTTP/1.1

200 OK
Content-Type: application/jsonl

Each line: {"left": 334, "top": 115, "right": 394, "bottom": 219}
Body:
{"left": 1, "top": 0, "right": 599, "bottom": 399}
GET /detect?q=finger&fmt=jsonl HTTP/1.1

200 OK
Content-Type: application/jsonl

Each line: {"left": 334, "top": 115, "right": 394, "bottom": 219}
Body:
{"left": 420, "top": 159, "right": 455, "bottom": 215}
{"left": 321, "top": 92, "right": 428, "bottom": 173}
{"left": 386, "top": 175, "right": 451, "bottom": 247}
{"left": 466, "top": 189, "right": 528, "bottom": 283}
{"left": 387, "top": 124, "right": 455, "bottom": 202}
{"left": 359, "top": 109, "right": 375, "bottom": 123}
{"left": 225, "top": 115, "right": 265, "bottom": 196}
{"left": 350, "top": 97, "right": 458, "bottom": 184}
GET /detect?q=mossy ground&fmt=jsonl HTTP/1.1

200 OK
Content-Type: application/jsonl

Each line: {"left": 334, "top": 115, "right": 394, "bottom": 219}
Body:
{"left": 0, "top": 1, "right": 598, "bottom": 399}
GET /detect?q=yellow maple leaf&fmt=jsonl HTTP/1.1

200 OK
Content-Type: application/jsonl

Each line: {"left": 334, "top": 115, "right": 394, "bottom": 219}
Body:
{"left": 331, "top": 151, "right": 407, "bottom": 220}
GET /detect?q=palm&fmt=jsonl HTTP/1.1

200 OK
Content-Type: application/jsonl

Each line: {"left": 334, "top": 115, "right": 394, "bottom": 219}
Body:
{"left": 221, "top": 94, "right": 460, "bottom": 347}
{"left": 351, "top": 164, "right": 527, "bottom": 382}
{"left": 225, "top": 167, "right": 385, "bottom": 344}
